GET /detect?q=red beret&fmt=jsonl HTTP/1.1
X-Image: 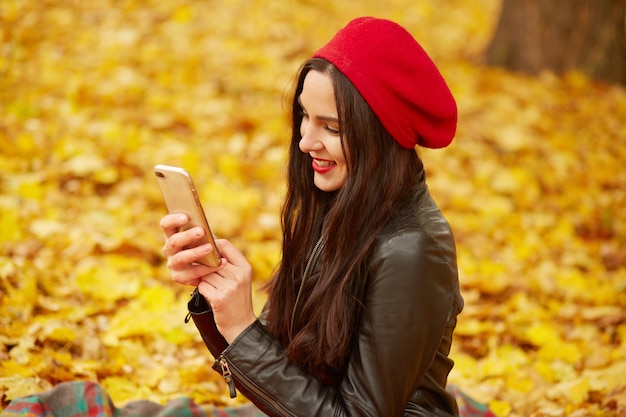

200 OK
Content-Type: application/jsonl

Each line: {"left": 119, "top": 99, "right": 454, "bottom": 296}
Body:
{"left": 313, "top": 17, "right": 457, "bottom": 149}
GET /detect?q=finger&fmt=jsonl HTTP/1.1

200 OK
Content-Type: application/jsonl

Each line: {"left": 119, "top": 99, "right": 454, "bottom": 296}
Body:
{"left": 198, "top": 266, "right": 240, "bottom": 293}
{"left": 199, "top": 275, "right": 218, "bottom": 289}
{"left": 162, "top": 226, "right": 206, "bottom": 257}
{"left": 169, "top": 263, "right": 208, "bottom": 286}
{"left": 198, "top": 274, "right": 230, "bottom": 302}
{"left": 214, "top": 239, "right": 250, "bottom": 269}
{"left": 160, "top": 213, "right": 188, "bottom": 238}
{"left": 167, "top": 243, "right": 216, "bottom": 270}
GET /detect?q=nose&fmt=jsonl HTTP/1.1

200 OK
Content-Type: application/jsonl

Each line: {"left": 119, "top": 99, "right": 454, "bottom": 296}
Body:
{"left": 298, "top": 121, "right": 322, "bottom": 153}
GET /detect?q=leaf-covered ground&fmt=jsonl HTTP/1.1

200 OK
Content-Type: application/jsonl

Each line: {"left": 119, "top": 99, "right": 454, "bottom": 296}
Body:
{"left": 1, "top": 1, "right": 625, "bottom": 416}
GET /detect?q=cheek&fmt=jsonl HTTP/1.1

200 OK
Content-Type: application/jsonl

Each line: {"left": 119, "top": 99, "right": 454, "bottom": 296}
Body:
{"left": 333, "top": 143, "right": 348, "bottom": 168}
{"left": 336, "top": 164, "right": 348, "bottom": 189}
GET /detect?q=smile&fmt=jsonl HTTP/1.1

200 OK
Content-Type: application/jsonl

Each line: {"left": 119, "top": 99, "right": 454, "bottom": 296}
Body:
{"left": 312, "top": 159, "right": 336, "bottom": 173}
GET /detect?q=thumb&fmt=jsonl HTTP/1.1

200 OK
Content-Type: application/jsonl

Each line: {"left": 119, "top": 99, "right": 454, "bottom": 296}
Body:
{"left": 215, "top": 239, "right": 248, "bottom": 267}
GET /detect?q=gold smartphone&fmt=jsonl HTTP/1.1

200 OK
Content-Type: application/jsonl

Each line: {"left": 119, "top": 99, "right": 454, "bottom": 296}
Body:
{"left": 154, "top": 164, "right": 221, "bottom": 267}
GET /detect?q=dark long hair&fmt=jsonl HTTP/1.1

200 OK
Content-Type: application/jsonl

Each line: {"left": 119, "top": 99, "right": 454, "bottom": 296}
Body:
{"left": 265, "top": 58, "right": 425, "bottom": 385}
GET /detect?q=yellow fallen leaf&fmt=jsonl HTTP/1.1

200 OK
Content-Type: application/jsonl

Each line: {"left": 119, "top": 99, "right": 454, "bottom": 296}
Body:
{"left": 0, "top": 205, "right": 22, "bottom": 241}
{"left": 489, "top": 400, "right": 512, "bottom": 417}
{"left": 101, "top": 376, "right": 153, "bottom": 406}
{"left": 0, "top": 376, "right": 52, "bottom": 402}
{"left": 454, "top": 318, "right": 494, "bottom": 337}
{"left": 0, "top": 360, "right": 38, "bottom": 378}
{"left": 537, "top": 340, "right": 583, "bottom": 364}
{"left": 42, "top": 324, "right": 77, "bottom": 344}
{"left": 524, "top": 322, "right": 560, "bottom": 347}
{"left": 582, "top": 360, "right": 626, "bottom": 392}
{"left": 30, "top": 219, "right": 65, "bottom": 239}
{"left": 62, "top": 154, "right": 107, "bottom": 177}
{"left": 75, "top": 255, "right": 145, "bottom": 302}
{"left": 547, "top": 377, "right": 590, "bottom": 405}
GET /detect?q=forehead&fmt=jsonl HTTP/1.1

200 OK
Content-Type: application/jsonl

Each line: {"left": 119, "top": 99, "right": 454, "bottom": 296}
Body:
{"left": 300, "top": 71, "right": 336, "bottom": 113}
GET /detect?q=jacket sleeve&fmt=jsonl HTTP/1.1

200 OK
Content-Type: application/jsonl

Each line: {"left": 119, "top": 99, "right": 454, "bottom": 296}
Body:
{"left": 214, "top": 229, "right": 459, "bottom": 417}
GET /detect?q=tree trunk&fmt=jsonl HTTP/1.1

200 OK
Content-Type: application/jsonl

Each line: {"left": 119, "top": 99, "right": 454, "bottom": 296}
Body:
{"left": 485, "top": 0, "right": 626, "bottom": 85}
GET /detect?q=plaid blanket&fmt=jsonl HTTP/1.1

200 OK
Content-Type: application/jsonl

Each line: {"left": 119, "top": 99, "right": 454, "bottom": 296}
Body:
{"left": 1, "top": 381, "right": 496, "bottom": 417}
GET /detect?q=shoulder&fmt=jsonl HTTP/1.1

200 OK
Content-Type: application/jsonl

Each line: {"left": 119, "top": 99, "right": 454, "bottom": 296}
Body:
{"left": 368, "top": 188, "right": 460, "bottom": 305}
{"left": 375, "top": 188, "right": 456, "bottom": 266}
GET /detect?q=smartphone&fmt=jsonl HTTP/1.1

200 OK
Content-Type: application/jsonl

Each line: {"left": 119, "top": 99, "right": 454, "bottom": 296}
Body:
{"left": 154, "top": 164, "right": 221, "bottom": 267}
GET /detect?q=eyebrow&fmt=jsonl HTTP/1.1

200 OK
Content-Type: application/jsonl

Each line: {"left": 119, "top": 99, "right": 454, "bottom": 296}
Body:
{"left": 298, "top": 97, "right": 339, "bottom": 123}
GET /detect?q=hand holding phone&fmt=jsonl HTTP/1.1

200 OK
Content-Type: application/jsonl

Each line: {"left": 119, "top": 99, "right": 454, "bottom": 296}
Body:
{"left": 155, "top": 165, "right": 221, "bottom": 267}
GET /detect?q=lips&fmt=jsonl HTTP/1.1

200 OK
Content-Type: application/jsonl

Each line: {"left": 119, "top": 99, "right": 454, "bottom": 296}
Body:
{"left": 312, "top": 158, "right": 336, "bottom": 174}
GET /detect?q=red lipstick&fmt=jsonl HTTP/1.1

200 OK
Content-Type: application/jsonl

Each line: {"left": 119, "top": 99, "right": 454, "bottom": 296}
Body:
{"left": 312, "top": 159, "right": 336, "bottom": 174}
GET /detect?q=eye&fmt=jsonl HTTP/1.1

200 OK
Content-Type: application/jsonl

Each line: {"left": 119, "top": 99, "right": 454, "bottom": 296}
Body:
{"left": 324, "top": 125, "right": 340, "bottom": 135}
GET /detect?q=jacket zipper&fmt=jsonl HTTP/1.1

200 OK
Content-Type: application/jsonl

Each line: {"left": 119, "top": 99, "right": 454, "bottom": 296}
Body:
{"left": 218, "top": 355, "right": 295, "bottom": 417}
{"left": 289, "top": 236, "right": 325, "bottom": 341}
{"left": 216, "top": 237, "right": 323, "bottom": 416}
{"left": 218, "top": 356, "right": 237, "bottom": 398}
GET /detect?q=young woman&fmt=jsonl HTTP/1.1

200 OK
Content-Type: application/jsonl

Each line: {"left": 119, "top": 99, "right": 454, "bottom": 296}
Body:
{"left": 162, "top": 16, "right": 464, "bottom": 417}
{"left": 2, "top": 17, "right": 494, "bottom": 417}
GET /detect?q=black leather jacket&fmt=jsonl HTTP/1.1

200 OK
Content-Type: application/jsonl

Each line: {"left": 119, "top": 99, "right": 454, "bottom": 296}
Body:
{"left": 203, "top": 184, "right": 463, "bottom": 417}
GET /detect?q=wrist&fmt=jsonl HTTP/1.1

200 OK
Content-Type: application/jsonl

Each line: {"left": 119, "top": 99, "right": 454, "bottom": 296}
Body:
{"left": 222, "top": 315, "right": 257, "bottom": 344}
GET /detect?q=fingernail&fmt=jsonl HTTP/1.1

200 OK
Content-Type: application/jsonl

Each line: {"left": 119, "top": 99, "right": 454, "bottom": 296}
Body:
{"left": 178, "top": 214, "right": 187, "bottom": 223}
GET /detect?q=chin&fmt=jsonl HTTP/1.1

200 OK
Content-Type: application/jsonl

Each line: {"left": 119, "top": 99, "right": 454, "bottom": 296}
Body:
{"left": 314, "top": 179, "right": 344, "bottom": 192}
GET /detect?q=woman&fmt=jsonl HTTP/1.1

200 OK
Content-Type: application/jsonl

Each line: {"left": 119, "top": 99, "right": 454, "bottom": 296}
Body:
{"left": 162, "top": 16, "right": 464, "bottom": 417}
{"left": 2, "top": 17, "right": 491, "bottom": 417}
